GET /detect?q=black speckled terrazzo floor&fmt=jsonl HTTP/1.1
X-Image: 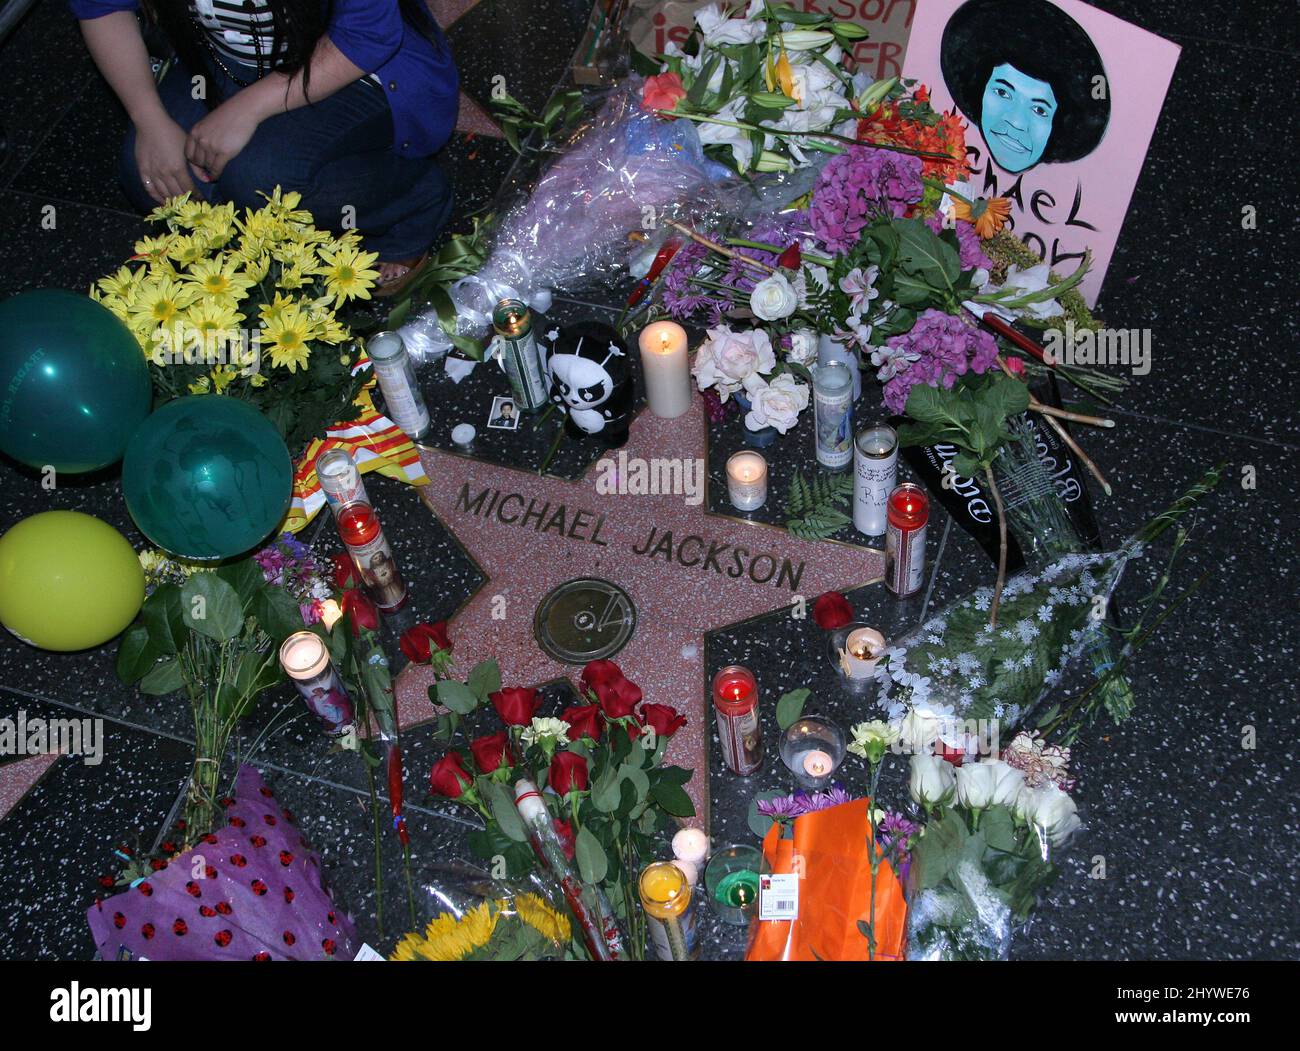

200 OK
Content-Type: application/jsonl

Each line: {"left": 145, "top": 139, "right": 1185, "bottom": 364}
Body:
{"left": 1, "top": 0, "right": 1297, "bottom": 961}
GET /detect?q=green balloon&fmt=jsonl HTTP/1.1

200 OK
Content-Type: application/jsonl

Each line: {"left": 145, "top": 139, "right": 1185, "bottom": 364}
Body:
{"left": 0, "top": 289, "right": 153, "bottom": 473}
{"left": 122, "top": 395, "right": 293, "bottom": 561}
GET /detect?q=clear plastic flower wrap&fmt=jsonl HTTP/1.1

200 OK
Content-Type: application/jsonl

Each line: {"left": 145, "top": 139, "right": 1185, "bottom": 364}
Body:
{"left": 874, "top": 548, "right": 1135, "bottom": 751}
{"left": 398, "top": 78, "right": 821, "bottom": 362}
{"left": 389, "top": 859, "right": 575, "bottom": 961}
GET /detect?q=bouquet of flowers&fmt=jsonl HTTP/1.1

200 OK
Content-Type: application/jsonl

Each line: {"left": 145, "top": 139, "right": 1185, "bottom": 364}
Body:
{"left": 640, "top": 1, "right": 872, "bottom": 176}
{"left": 903, "top": 743, "right": 1081, "bottom": 961}
{"left": 391, "top": 883, "right": 572, "bottom": 961}
{"left": 425, "top": 659, "right": 694, "bottom": 960}
{"left": 89, "top": 187, "right": 374, "bottom": 450}
{"left": 117, "top": 535, "right": 328, "bottom": 847}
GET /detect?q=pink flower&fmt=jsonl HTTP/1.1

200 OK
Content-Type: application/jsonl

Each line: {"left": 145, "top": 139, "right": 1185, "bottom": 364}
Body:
{"left": 642, "top": 72, "right": 687, "bottom": 115}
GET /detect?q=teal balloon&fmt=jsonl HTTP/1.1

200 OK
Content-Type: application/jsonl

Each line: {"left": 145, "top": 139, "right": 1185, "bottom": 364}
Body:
{"left": 0, "top": 289, "right": 153, "bottom": 473}
{"left": 122, "top": 395, "right": 292, "bottom": 561}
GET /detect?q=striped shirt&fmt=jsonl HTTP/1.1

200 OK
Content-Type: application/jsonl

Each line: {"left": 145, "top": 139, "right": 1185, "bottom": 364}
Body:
{"left": 189, "top": 0, "right": 379, "bottom": 84}
{"left": 190, "top": 0, "right": 276, "bottom": 68}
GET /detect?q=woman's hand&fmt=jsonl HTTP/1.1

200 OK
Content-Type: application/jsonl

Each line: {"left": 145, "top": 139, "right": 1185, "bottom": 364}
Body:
{"left": 134, "top": 114, "right": 196, "bottom": 204}
{"left": 186, "top": 94, "right": 264, "bottom": 181}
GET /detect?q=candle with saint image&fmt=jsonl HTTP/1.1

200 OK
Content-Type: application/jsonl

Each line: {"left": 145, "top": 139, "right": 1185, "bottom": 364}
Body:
{"left": 712, "top": 665, "right": 762, "bottom": 775}
{"left": 726, "top": 451, "right": 768, "bottom": 511}
{"left": 279, "top": 631, "right": 355, "bottom": 737}
{"left": 638, "top": 321, "right": 691, "bottom": 418}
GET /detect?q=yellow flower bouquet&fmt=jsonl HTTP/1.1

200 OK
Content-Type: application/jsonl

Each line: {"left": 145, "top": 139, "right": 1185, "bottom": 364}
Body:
{"left": 390, "top": 892, "right": 572, "bottom": 961}
{"left": 90, "top": 188, "right": 379, "bottom": 451}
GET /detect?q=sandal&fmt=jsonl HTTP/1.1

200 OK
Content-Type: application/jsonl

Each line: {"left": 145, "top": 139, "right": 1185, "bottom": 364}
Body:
{"left": 373, "top": 250, "right": 431, "bottom": 299}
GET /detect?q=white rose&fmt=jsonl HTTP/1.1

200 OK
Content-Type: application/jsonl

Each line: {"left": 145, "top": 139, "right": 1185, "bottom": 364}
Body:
{"left": 695, "top": 2, "right": 764, "bottom": 46}
{"left": 742, "top": 373, "right": 808, "bottom": 434}
{"left": 1020, "top": 783, "right": 1081, "bottom": 846}
{"left": 956, "top": 759, "right": 1023, "bottom": 811}
{"left": 693, "top": 325, "right": 775, "bottom": 398}
{"left": 749, "top": 273, "right": 799, "bottom": 321}
{"left": 788, "top": 330, "right": 818, "bottom": 366}
{"left": 895, "top": 703, "right": 956, "bottom": 755}
{"left": 909, "top": 753, "right": 956, "bottom": 809}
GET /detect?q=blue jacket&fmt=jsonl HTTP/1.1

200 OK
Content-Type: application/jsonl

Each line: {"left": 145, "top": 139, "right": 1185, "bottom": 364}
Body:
{"left": 68, "top": 0, "right": 459, "bottom": 158}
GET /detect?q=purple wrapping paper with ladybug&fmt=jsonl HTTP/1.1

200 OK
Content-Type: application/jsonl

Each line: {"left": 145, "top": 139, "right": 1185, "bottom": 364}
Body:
{"left": 87, "top": 765, "right": 358, "bottom": 961}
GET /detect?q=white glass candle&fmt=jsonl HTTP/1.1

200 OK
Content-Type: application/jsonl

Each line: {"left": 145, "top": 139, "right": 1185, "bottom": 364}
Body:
{"left": 672, "top": 827, "right": 710, "bottom": 869}
{"left": 638, "top": 321, "right": 692, "bottom": 418}
{"left": 279, "top": 631, "right": 355, "bottom": 737}
{"left": 726, "top": 451, "right": 768, "bottom": 511}
{"left": 841, "top": 626, "right": 886, "bottom": 681}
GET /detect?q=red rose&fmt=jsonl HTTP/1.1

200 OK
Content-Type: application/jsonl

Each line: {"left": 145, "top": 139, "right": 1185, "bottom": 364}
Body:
{"left": 1004, "top": 355, "right": 1026, "bottom": 377}
{"left": 341, "top": 589, "right": 379, "bottom": 635}
{"left": 400, "top": 622, "right": 453, "bottom": 663}
{"left": 560, "top": 704, "right": 604, "bottom": 741}
{"left": 429, "top": 752, "right": 473, "bottom": 798}
{"left": 331, "top": 552, "right": 358, "bottom": 591}
{"left": 776, "top": 243, "right": 802, "bottom": 270}
{"left": 548, "top": 751, "right": 589, "bottom": 796}
{"left": 639, "top": 703, "right": 687, "bottom": 739}
{"left": 811, "top": 591, "right": 854, "bottom": 630}
{"left": 641, "top": 71, "right": 686, "bottom": 115}
{"left": 490, "top": 686, "right": 542, "bottom": 726}
{"left": 938, "top": 742, "right": 965, "bottom": 768}
{"left": 553, "top": 819, "right": 576, "bottom": 862}
{"left": 581, "top": 659, "right": 642, "bottom": 719}
{"left": 469, "top": 731, "right": 514, "bottom": 774}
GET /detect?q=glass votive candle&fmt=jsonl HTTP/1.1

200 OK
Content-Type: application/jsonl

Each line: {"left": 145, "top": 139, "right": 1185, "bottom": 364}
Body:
{"left": 704, "top": 844, "right": 763, "bottom": 927}
{"left": 780, "top": 716, "right": 846, "bottom": 790}
{"left": 726, "top": 451, "right": 768, "bottom": 511}
{"left": 712, "top": 665, "right": 763, "bottom": 775}
{"left": 828, "top": 621, "right": 885, "bottom": 698}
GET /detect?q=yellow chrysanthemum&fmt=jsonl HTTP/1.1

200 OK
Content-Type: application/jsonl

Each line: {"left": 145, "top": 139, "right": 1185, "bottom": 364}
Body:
{"left": 186, "top": 256, "right": 255, "bottom": 302}
{"left": 209, "top": 365, "right": 242, "bottom": 393}
{"left": 184, "top": 298, "right": 246, "bottom": 357}
{"left": 165, "top": 233, "right": 211, "bottom": 268}
{"left": 258, "top": 186, "right": 314, "bottom": 224}
{"left": 277, "top": 264, "right": 312, "bottom": 291}
{"left": 315, "top": 242, "right": 380, "bottom": 305}
{"left": 512, "top": 893, "right": 571, "bottom": 943}
{"left": 259, "top": 291, "right": 295, "bottom": 325}
{"left": 130, "top": 275, "right": 198, "bottom": 330}
{"left": 243, "top": 252, "right": 272, "bottom": 282}
{"left": 187, "top": 375, "right": 211, "bottom": 394}
{"left": 133, "top": 234, "right": 173, "bottom": 265}
{"left": 145, "top": 192, "right": 198, "bottom": 227}
{"left": 260, "top": 299, "right": 317, "bottom": 372}
{"left": 97, "top": 265, "right": 147, "bottom": 302}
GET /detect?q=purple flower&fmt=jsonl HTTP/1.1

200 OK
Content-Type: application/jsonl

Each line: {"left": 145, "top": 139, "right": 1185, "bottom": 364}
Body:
{"left": 756, "top": 794, "right": 805, "bottom": 821}
{"left": 880, "top": 309, "right": 1000, "bottom": 414}
{"left": 807, "top": 785, "right": 853, "bottom": 811}
{"left": 811, "top": 146, "right": 924, "bottom": 254}
{"left": 926, "top": 215, "right": 992, "bottom": 272}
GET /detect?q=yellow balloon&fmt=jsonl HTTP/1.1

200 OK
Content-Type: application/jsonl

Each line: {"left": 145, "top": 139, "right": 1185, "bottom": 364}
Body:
{"left": 0, "top": 511, "right": 144, "bottom": 651}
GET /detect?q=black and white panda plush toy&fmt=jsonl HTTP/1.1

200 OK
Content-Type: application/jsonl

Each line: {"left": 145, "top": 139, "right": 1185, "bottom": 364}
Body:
{"left": 542, "top": 322, "right": 634, "bottom": 448}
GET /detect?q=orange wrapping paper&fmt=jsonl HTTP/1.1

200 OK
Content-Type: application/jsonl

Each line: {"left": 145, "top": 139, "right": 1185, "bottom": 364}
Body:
{"left": 745, "top": 798, "right": 908, "bottom": 961}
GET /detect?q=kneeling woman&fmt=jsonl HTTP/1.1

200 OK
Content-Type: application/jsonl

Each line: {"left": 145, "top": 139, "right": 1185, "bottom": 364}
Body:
{"left": 70, "top": 0, "right": 459, "bottom": 291}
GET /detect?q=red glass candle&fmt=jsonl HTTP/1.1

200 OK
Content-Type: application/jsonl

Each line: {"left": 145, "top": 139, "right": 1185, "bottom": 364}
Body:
{"left": 712, "top": 666, "right": 762, "bottom": 775}
{"left": 885, "top": 483, "right": 929, "bottom": 597}
{"left": 336, "top": 503, "right": 408, "bottom": 611}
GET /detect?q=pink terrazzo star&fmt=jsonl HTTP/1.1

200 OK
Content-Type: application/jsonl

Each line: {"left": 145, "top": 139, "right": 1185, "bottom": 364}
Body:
{"left": 396, "top": 399, "right": 885, "bottom": 825}
{"left": 0, "top": 754, "right": 59, "bottom": 822}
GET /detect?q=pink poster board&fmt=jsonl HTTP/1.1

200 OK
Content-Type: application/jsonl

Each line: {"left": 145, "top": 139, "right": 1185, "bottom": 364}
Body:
{"left": 902, "top": 0, "right": 1180, "bottom": 305}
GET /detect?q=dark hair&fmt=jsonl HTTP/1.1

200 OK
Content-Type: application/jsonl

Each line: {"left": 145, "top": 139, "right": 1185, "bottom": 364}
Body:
{"left": 940, "top": 0, "right": 1109, "bottom": 165}
{"left": 146, "top": 0, "right": 442, "bottom": 104}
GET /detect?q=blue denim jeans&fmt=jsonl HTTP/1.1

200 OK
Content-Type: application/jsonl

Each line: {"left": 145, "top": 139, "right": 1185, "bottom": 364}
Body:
{"left": 121, "top": 57, "right": 453, "bottom": 259}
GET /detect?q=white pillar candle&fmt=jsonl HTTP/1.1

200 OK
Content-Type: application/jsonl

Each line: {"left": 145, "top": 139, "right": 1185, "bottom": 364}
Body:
{"left": 726, "top": 451, "right": 768, "bottom": 511}
{"left": 672, "top": 827, "right": 710, "bottom": 868}
{"left": 638, "top": 321, "right": 692, "bottom": 418}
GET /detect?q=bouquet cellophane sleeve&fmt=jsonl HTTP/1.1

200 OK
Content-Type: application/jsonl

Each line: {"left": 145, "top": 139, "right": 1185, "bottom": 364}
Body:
{"left": 745, "top": 798, "right": 907, "bottom": 961}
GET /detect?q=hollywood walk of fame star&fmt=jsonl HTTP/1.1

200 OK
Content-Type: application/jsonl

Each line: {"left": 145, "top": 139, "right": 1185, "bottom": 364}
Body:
{"left": 395, "top": 397, "right": 885, "bottom": 822}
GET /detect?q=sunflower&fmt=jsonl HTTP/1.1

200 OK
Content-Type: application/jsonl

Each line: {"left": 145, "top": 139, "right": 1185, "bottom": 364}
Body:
{"left": 186, "top": 256, "right": 255, "bottom": 303}
{"left": 260, "top": 298, "right": 317, "bottom": 372}
{"left": 952, "top": 195, "right": 1012, "bottom": 240}
{"left": 315, "top": 242, "right": 380, "bottom": 305}
{"left": 512, "top": 893, "right": 571, "bottom": 943}
{"left": 390, "top": 903, "right": 500, "bottom": 962}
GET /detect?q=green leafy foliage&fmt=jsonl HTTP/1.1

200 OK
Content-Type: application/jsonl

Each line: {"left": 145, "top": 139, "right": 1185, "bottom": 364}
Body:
{"left": 775, "top": 687, "right": 810, "bottom": 730}
{"left": 898, "top": 374, "right": 1030, "bottom": 476}
{"left": 785, "top": 470, "right": 854, "bottom": 540}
